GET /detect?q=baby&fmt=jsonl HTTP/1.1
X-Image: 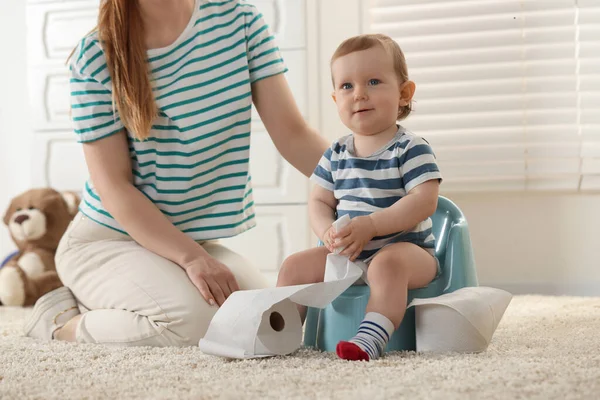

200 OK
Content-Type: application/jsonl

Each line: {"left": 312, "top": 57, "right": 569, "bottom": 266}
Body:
{"left": 276, "top": 34, "right": 443, "bottom": 361}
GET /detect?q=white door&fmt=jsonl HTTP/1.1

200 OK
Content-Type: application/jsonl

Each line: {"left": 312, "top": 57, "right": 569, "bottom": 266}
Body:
{"left": 26, "top": 0, "right": 318, "bottom": 286}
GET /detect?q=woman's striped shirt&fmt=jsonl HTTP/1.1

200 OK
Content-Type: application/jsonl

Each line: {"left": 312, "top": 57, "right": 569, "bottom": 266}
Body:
{"left": 69, "top": 0, "right": 287, "bottom": 240}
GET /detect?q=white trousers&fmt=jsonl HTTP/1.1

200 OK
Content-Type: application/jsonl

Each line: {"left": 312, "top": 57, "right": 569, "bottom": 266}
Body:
{"left": 55, "top": 213, "right": 268, "bottom": 347}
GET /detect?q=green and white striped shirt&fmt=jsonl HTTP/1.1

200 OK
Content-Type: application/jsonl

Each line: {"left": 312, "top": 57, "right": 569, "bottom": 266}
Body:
{"left": 70, "top": 0, "right": 287, "bottom": 240}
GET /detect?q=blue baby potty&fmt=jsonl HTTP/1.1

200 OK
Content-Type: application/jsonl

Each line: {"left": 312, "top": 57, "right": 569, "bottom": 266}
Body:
{"left": 303, "top": 196, "right": 479, "bottom": 352}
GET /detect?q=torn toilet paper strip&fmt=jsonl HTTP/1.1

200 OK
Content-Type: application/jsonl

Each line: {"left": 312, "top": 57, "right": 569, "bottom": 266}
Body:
{"left": 408, "top": 286, "right": 513, "bottom": 353}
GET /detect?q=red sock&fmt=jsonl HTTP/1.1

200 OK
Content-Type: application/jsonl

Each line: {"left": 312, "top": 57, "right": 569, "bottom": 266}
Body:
{"left": 336, "top": 341, "right": 370, "bottom": 361}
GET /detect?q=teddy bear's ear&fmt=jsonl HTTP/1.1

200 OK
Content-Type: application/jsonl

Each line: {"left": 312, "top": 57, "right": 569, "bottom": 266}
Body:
{"left": 60, "top": 192, "right": 80, "bottom": 217}
{"left": 2, "top": 199, "right": 15, "bottom": 226}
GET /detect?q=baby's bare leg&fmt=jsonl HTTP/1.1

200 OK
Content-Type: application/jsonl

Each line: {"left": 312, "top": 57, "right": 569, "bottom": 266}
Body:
{"left": 367, "top": 242, "right": 437, "bottom": 328}
{"left": 276, "top": 246, "right": 329, "bottom": 321}
{"left": 337, "top": 242, "right": 437, "bottom": 361}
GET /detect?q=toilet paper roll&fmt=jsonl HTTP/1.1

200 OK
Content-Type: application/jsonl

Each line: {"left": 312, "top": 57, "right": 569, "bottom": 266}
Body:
{"left": 253, "top": 299, "right": 303, "bottom": 356}
{"left": 199, "top": 297, "right": 303, "bottom": 359}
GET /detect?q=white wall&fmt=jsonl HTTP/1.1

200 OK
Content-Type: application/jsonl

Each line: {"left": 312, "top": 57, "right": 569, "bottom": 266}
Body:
{"left": 0, "top": 1, "right": 32, "bottom": 257}
{"left": 317, "top": 0, "right": 362, "bottom": 141}
{"left": 447, "top": 193, "right": 600, "bottom": 296}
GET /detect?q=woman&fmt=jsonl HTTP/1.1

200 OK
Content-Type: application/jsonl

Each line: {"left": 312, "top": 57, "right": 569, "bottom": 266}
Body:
{"left": 24, "top": 0, "right": 327, "bottom": 347}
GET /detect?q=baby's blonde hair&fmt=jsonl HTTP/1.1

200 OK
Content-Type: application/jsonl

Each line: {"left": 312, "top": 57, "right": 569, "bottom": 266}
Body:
{"left": 331, "top": 33, "right": 412, "bottom": 120}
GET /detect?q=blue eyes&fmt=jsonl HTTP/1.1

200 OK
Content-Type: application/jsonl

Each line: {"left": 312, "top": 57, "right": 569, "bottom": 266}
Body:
{"left": 340, "top": 79, "right": 381, "bottom": 90}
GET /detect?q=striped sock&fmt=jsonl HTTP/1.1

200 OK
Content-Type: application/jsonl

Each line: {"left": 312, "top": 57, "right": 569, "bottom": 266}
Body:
{"left": 336, "top": 312, "right": 395, "bottom": 361}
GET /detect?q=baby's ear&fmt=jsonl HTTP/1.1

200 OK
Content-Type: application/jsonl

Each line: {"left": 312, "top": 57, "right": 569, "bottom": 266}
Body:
{"left": 331, "top": 92, "right": 337, "bottom": 104}
{"left": 399, "top": 80, "right": 416, "bottom": 106}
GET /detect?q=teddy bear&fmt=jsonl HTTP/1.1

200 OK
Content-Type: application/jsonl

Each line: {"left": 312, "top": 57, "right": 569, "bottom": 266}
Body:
{"left": 0, "top": 188, "right": 79, "bottom": 306}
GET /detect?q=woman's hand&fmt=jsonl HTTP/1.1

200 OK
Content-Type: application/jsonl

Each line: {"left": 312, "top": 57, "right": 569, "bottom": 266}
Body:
{"left": 184, "top": 256, "right": 240, "bottom": 307}
{"left": 333, "top": 215, "right": 378, "bottom": 261}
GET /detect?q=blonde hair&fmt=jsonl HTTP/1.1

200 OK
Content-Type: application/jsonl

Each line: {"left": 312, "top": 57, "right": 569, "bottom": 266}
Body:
{"left": 70, "top": 0, "right": 156, "bottom": 141}
{"left": 331, "top": 33, "right": 412, "bottom": 120}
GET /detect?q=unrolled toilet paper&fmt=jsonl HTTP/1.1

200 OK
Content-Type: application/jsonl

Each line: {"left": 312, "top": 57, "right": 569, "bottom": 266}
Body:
{"left": 331, "top": 215, "right": 369, "bottom": 285}
{"left": 199, "top": 215, "right": 366, "bottom": 359}
{"left": 408, "top": 286, "right": 513, "bottom": 353}
{"left": 198, "top": 254, "right": 364, "bottom": 358}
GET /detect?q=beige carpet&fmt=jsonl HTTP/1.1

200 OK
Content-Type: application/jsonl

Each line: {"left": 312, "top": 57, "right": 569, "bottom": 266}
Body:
{"left": 1, "top": 295, "right": 599, "bottom": 400}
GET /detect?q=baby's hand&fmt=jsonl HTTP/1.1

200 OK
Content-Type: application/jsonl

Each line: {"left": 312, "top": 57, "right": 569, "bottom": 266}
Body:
{"left": 322, "top": 226, "right": 336, "bottom": 253}
{"left": 333, "top": 215, "right": 377, "bottom": 261}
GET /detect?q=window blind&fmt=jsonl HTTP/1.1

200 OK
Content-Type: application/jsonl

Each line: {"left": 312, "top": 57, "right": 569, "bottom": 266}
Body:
{"left": 366, "top": 0, "right": 600, "bottom": 192}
